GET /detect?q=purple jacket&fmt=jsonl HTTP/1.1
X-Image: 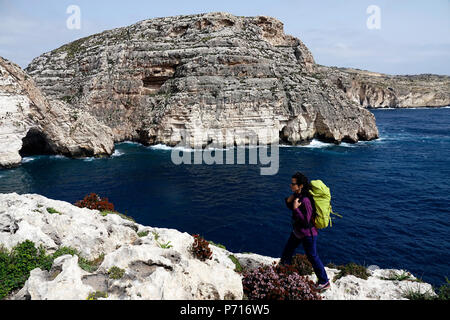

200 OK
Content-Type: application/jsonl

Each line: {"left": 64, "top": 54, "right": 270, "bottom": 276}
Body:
{"left": 285, "top": 193, "right": 318, "bottom": 239}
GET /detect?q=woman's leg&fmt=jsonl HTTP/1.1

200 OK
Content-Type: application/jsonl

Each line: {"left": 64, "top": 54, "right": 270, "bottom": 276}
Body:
{"left": 280, "top": 232, "right": 301, "bottom": 265}
{"left": 301, "top": 236, "right": 329, "bottom": 284}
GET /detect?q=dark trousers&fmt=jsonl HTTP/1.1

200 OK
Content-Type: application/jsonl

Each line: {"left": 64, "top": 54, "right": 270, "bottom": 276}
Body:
{"left": 280, "top": 232, "right": 329, "bottom": 284}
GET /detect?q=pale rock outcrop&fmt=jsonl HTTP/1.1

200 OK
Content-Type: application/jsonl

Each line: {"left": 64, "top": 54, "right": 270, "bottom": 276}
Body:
{"left": 0, "top": 192, "right": 437, "bottom": 300}
{"left": 26, "top": 12, "right": 379, "bottom": 148}
{"left": 0, "top": 56, "right": 115, "bottom": 168}
{"left": 318, "top": 65, "right": 450, "bottom": 109}
{"left": 0, "top": 192, "right": 243, "bottom": 300}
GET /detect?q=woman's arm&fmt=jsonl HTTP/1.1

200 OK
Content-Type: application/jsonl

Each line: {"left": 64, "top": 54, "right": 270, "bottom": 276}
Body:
{"left": 293, "top": 197, "right": 313, "bottom": 225}
{"left": 285, "top": 194, "right": 295, "bottom": 210}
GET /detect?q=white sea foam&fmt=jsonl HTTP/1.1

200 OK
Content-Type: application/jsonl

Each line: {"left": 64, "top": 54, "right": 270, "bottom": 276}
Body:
{"left": 339, "top": 142, "right": 357, "bottom": 148}
{"left": 21, "top": 156, "right": 37, "bottom": 163}
{"left": 117, "top": 140, "right": 141, "bottom": 145}
{"left": 281, "top": 138, "right": 386, "bottom": 148}
{"left": 21, "top": 154, "right": 68, "bottom": 163}
{"left": 303, "top": 139, "right": 335, "bottom": 148}
{"left": 279, "top": 140, "right": 332, "bottom": 148}
{"left": 374, "top": 105, "right": 450, "bottom": 110}
{"left": 112, "top": 149, "right": 124, "bottom": 157}
{"left": 148, "top": 144, "right": 195, "bottom": 152}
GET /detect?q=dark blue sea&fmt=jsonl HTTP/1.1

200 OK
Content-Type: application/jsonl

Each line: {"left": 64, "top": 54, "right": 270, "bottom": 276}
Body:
{"left": 1, "top": 107, "right": 449, "bottom": 287}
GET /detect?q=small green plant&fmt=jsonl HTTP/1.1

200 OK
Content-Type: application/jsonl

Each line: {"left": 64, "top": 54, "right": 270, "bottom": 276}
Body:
{"left": 228, "top": 255, "right": 243, "bottom": 273}
{"left": 402, "top": 287, "right": 436, "bottom": 300}
{"left": 46, "top": 207, "right": 61, "bottom": 215}
{"left": 156, "top": 241, "right": 173, "bottom": 249}
{"left": 86, "top": 291, "right": 108, "bottom": 300}
{"left": 108, "top": 266, "right": 125, "bottom": 279}
{"left": 381, "top": 270, "right": 416, "bottom": 282}
{"left": 151, "top": 231, "right": 160, "bottom": 241}
{"left": 208, "top": 241, "right": 226, "bottom": 250}
{"left": 137, "top": 230, "right": 149, "bottom": 237}
{"left": 100, "top": 210, "right": 135, "bottom": 222}
{"left": 78, "top": 253, "right": 105, "bottom": 273}
{"left": 333, "top": 262, "right": 370, "bottom": 281}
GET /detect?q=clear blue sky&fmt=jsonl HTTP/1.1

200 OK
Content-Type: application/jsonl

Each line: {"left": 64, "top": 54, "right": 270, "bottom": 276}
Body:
{"left": 1, "top": 0, "right": 449, "bottom": 75}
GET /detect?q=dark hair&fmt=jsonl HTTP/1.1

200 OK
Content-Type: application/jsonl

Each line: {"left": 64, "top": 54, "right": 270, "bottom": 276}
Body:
{"left": 292, "top": 172, "right": 312, "bottom": 199}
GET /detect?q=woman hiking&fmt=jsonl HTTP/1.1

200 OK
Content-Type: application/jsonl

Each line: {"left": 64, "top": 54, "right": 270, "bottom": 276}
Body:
{"left": 280, "top": 172, "right": 330, "bottom": 291}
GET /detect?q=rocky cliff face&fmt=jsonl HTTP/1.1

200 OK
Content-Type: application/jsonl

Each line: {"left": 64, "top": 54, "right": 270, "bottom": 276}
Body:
{"left": 0, "top": 56, "right": 114, "bottom": 168}
{"left": 26, "top": 12, "right": 378, "bottom": 148}
{"left": 318, "top": 65, "right": 450, "bottom": 109}
{"left": 0, "top": 193, "right": 436, "bottom": 300}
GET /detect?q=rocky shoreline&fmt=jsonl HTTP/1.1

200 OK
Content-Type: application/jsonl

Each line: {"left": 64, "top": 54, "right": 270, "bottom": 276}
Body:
{"left": 0, "top": 193, "right": 437, "bottom": 300}
{"left": 318, "top": 65, "right": 450, "bottom": 109}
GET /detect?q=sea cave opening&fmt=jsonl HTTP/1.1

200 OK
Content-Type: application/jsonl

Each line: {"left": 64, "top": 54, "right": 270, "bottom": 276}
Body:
{"left": 19, "top": 128, "right": 56, "bottom": 157}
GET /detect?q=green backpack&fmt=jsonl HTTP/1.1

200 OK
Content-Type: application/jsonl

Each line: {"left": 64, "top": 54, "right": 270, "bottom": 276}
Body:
{"left": 308, "top": 180, "right": 342, "bottom": 229}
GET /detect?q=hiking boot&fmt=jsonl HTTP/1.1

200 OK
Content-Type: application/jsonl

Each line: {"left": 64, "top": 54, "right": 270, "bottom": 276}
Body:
{"left": 315, "top": 281, "right": 330, "bottom": 291}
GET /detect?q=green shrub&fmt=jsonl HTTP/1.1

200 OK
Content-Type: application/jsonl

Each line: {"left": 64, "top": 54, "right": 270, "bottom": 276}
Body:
{"left": 291, "top": 254, "right": 314, "bottom": 276}
{"left": 86, "top": 291, "right": 108, "bottom": 300}
{"left": 435, "top": 278, "right": 450, "bottom": 300}
{"left": 333, "top": 262, "right": 370, "bottom": 281}
{"left": 402, "top": 287, "right": 436, "bottom": 300}
{"left": 0, "top": 241, "right": 53, "bottom": 299}
{"left": 228, "top": 255, "right": 243, "bottom": 273}
{"left": 108, "top": 266, "right": 125, "bottom": 279}
{"left": 46, "top": 207, "right": 61, "bottom": 215}
{"left": 137, "top": 230, "right": 149, "bottom": 237}
{"left": 51, "top": 246, "right": 104, "bottom": 273}
{"left": 52, "top": 246, "right": 78, "bottom": 259}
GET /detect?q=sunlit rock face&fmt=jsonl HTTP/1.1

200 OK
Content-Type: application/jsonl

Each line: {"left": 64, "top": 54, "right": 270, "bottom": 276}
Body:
{"left": 0, "top": 56, "right": 114, "bottom": 168}
{"left": 26, "top": 12, "right": 378, "bottom": 149}
{"left": 318, "top": 65, "right": 450, "bottom": 109}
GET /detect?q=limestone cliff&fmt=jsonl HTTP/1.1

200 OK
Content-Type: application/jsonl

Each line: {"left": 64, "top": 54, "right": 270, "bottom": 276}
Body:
{"left": 0, "top": 56, "right": 114, "bottom": 168}
{"left": 25, "top": 12, "right": 379, "bottom": 148}
{"left": 318, "top": 65, "right": 450, "bottom": 109}
{"left": 0, "top": 193, "right": 437, "bottom": 300}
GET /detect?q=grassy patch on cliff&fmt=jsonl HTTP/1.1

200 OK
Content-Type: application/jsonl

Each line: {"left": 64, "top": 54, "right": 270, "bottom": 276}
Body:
{"left": 0, "top": 241, "right": 105, "bottom": 299}
{"left": 0, "top": 240, "right": 53, "bottom": 299}
{"left": 328, "top": 262, "right": 371, "bottom": 281}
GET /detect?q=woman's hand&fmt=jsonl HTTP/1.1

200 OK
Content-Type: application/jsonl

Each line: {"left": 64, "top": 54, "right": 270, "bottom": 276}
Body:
{"left": 293, "top": 198, "right": 301, "bottom": 209}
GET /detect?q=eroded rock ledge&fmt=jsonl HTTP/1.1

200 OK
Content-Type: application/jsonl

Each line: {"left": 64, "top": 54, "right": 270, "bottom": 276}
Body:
{"left": 25, "top": 12, "right": 379, "bottom": 149}
{"left": 318, "top": 65, "right": 450, "bottom": 109}
{"left": 0, "top": 193, "right": 436, "bottom": 300}
{"left": 0, "top": 56, "right": 115, "bottom": 168}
